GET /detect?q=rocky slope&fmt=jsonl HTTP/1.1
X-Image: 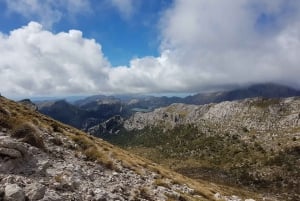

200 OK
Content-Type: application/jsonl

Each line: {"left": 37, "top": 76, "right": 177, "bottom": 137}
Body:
{"left": 0, "top": 96, "right": 262, "bottom": 201}
{"left": 125, "top": 97, "right": 300, "bottom": 135}
{"left": 36, "top": 83, "right": 300, "bottom": 134}
{"left": 37, "top": 99, "right": 127, "bottom": 131}
{"left": 107, "top": 97, "right": 300, "bottom": 200}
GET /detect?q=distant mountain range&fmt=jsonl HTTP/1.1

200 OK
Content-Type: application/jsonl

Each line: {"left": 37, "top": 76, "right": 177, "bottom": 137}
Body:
{"left": 184, "top": 83, "right": 300, "bottom": 104}
{"left": 20, "top": 83, "right": 300, "bottom": 200}
{"left": 35, "top": 83, "right": 300, "bottom": 131}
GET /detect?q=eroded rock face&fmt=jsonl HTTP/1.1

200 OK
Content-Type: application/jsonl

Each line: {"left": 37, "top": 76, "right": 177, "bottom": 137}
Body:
{"left": 125, "top": 97, "right": 300, "bottom": 129}
{"left": 88, "top": 115, "right": 124, "bottom": 136}
{"left": 0, "top": 132, "right": 203, "bottom": 201}
{"left": 0, "top": 136, "right": 34, "bottom": 173}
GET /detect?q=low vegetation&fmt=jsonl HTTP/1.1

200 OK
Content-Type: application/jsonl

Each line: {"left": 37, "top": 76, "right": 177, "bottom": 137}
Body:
{"left": 106, "top": 124, "right": 300, "bottom": 200}
{"left": 12, "top": 122, "right": 45, "bottom": 149}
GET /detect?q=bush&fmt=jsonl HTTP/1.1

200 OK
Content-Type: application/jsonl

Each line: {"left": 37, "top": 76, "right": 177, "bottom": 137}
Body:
{"left": 0, "top": 107, "right": 13, "bottom": 129}
{"left": 71, "top": 134, "right": 115, "bottom": 169}
{"left": 51, "top": 123, "right": 62, "bottom": 132}
{"left": 12, "top": 123, "right": 45, "bottom": 149}
{"left": 49, "top": 136, "right": 63, "bottom": 146}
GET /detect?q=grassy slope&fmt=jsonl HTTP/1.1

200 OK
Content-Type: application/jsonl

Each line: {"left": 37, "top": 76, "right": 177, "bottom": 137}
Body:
{"left": 0, "top": 96, "right": 267, "bottom": 201}
{"left": 106, "top": 116, "right": 300, "bottom": 200}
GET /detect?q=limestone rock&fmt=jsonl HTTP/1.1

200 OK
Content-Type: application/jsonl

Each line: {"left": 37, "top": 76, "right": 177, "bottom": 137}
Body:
{"left": 0, "top": 147, "right": 22, "bottom": 158}
{"left": 4, "top": 184, "right": 25, "bottom": 201}
{"left": 0, "top": 137, "right": 32, "bottom": 173}
{"left": 41, "top": 190, "right": 62, "bottom": 201}
{"left": 0, "top": 137, "right": 28, "bottom": 157}
{"left": 25, "top": 183, "right": 46, "bottom": 200}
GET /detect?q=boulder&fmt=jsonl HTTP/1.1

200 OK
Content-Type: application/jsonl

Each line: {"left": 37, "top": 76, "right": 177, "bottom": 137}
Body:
{"left": 0, "top": 137, "right": 30, "bottom": 173}
{"left": 0, "top": 147, "right": 22, "bottom": 158}
{"left": 25, "top": 183, "right": 46, "bottom": 200}
{"left": 41, "top": 190, "right": 62, "bottom": 201}
{"left": 4, "top": 184, "right": 25, "bottom": 201}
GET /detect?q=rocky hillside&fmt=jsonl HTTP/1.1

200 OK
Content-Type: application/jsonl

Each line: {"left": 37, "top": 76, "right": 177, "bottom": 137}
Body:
{"left": 36, "top": 83, "right": 300, "bottom": 133}
{"left": 107, "top": 97, "right": 300, "bottom": 200}
{"left": 0, "top": 96, "right": 263, "bottom": 201}
{"left": 37, "top": 99, "right": 126, "bottom": 130}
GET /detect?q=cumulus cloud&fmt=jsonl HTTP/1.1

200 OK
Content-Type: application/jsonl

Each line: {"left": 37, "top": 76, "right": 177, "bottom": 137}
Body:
{"left": 4, "top": 0, "right": 91, "bottom": 28}
{"left": 111, "top": 0, "right": 300, "bottom": 93}
{"left": 0, "top": 22, "right": 110, "bottom": 97}
{"left": 2, "top": 0, "right": 300, "bottom": 97}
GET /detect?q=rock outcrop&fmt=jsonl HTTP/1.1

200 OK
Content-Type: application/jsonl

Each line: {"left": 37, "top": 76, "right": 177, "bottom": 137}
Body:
{"left": 88, "top": 115, "right": 124, "bottom": 136}
{"left": 125, "top": 97, "right": 300, "bottom": 148}
{"left": 18, "top": 99, "right": 38, "bottom": 111}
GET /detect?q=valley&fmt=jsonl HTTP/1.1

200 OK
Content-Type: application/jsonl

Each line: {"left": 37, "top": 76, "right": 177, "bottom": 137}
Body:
{"left": 0, "top": 95, "right": 267, "bottom": 200}
{"left": 107, "top": 97, "right": 300, "bottom": 200}
{"left": 3, "top": 1, "right": 300, "bottom": 200}
{"left": 27, "top": 83, "right": 300, "bottom": 200}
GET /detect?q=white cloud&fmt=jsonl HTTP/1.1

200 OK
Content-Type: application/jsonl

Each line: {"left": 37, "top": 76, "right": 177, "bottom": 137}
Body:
{"left": 4, "top": 0, "right": 91, "bottom": 28}
{"left": 0, "top": 22, "right": 110, "bottom": 97}
{"left": 110, "top": 0, "right": 136, "bottom": 20}
{"left": 110, "top": 0, "right": 300, "bottom": 93}
{"left": 108, "top": 51, "right": 186, "bottom": 93}
{"left": 2, "top": 1, "right": 300, "bottom": 97}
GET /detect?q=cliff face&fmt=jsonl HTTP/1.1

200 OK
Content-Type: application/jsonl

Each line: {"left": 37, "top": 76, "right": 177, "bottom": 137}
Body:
{"left": 114, "top": 97, "right": 300, "bottom": 200}
{"left": 125, "top": 97, "right": 300, "bottom": 132}
{"left": 1, "top": 96, "right": 240, "bottom": 201}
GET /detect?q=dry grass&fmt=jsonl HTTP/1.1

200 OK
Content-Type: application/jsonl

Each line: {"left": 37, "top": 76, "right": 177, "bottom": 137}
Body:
{"left": 49, "top": 136, "right": 63, "bottom": 146}
{"left": 11, "top": 122, "right": 45, "bottom": 149}
{"left": 68, "top": 133, "right": 116, "bottom": 169}
{"left": 139, "top": 187, "right": 153, "bottom": 201}
{"left": 154, "top": 178, "right": 171, "bottom": 188}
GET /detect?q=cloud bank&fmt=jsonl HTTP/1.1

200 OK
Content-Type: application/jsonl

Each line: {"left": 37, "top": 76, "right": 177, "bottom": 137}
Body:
{"left": 110, "top": 0, "right": 300, "bottom": 93}
{"left": 1, "top": 0, "right": 300, "bottom": 97}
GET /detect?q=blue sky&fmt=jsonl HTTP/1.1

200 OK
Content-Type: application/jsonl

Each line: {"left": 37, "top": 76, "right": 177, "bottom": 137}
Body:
{"left": 0, "top": 0, "right": 171, "bottom": 66}
{"left": 1, "top": 0, "right": 300, "bottom": 98}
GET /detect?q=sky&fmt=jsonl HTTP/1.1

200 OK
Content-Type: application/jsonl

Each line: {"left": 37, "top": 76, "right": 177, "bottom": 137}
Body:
{"left": 1, "top": 0, "right": 300, "bottom": 98}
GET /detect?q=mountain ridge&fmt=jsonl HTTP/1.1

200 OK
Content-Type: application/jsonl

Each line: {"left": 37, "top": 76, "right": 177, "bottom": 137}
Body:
{"left": 106, "top": 96, "right": 300, "bottom": 200}
{"left": 35, "top": 83, "right": 300, "bottom": 133}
